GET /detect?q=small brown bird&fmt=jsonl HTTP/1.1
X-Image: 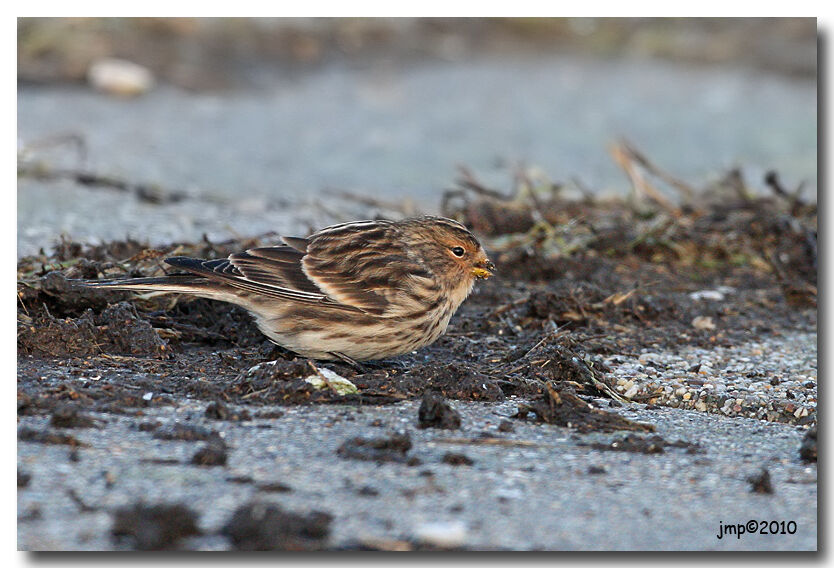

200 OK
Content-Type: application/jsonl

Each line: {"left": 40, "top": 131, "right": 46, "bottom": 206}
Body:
{"left": 82, "top": 216, "right": 494, "bottom": 363}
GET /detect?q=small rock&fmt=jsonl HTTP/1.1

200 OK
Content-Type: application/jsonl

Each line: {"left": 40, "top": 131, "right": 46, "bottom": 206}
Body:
{"left": 88, "top": 58, "right": 155, "bottom": 96}
{"left": 414, "top": 521, "right": 467, "bottom": 549}
{"left": 692, "top": 316, "right": 716, "bottom": 330}
{"left": 638, "top": 352, "right": 662, "bottom": 365}
{"left": 689, "top": 289, "right": 727, "bottom": 301}
{"left": 624, "top": 384, "right": 639, "bottom": 399}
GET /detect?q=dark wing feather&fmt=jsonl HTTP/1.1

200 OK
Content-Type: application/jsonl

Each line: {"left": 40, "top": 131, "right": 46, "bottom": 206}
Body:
{"left": 229, "top": 247, "right": 322, "bottom": 293}
{"left": 164, "top": 255, "right": 363, "bottom": 312}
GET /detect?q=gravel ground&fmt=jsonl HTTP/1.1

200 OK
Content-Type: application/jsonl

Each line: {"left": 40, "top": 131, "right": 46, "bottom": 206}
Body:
{"left": 607, "top": 330, "right": 817, "bottom": 424}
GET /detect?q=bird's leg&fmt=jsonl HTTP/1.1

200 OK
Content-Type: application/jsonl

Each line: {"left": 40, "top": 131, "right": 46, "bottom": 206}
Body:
{"left": 329, "top": 352, "right": 369, "bottom": 373}
{"left": 329, "top": 353, "right": 409, "bottom": 373}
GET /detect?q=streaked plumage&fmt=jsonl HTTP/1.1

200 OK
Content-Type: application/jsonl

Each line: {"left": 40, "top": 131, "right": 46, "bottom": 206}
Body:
{"left": 79, "top": 216, "right": 494, "bottom": 362}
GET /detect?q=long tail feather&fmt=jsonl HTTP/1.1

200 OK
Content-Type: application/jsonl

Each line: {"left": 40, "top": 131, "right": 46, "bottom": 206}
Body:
{"left": 73, "top": 275, "right": 226, "bottom": 298}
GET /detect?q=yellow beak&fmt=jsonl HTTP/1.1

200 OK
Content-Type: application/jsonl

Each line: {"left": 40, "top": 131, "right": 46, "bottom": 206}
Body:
{"left": 471, "top": 260, "right": 495, "bottom": 279}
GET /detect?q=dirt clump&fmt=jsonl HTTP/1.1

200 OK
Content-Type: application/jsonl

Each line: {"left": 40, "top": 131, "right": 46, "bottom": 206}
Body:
{"left": 18, "top": 469, "right": 32, "bottom": 488}
{"left": 49, "top": 404, "right": 97, "bottom": 428}
{"left": 18, "top": 426, "right": 89, "bottom": 447}
{"left": 442, "top": 452, "right": 474, "bottom": 466}
{"left": 191, "top": 442, "right": 228, "bottom": 467}
{"left": 337, "top": 433, "right": 414, "bottom": 463}
{"left": 221, "top": 502, "right": 332, "bottom": 551}
{"left": 799, "top": 426, "right": 817, "bottom": 463}
{"left": 747, "top": 468, "right": 775, "bottom": 494}
{"left": 111, "top": 502, "right": 201, "bottom": 550}
{"left": 205, "top": 400, "right": 252, "bottom": 421}
{"left": 513, "top": 383, "right": 654, "bottom": 433}
{"left": 152, "top": 423, "right": 223, "bottom": 444}
{"left": 418, "top": 391, "right": 462, "bottom": 430}
{"left": 18, "top": 301, "right": 168, "bottom": 358}
{"left": 582, "top": 434, "right": 701, "bottom": 454}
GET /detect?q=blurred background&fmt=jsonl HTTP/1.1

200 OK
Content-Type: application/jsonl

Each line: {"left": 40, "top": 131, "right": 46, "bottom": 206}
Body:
{"left": 17, "top": 17, "right": 817, "bottom": 256}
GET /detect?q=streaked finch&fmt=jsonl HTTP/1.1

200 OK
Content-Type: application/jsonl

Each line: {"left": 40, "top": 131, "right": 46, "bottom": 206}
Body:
{"left": 80, "top": 216, "right": 494, "bottom": 363}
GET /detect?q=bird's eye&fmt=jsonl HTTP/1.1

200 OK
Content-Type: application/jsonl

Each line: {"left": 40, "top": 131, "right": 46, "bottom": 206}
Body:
{"left": 451, "top": 246, "right": 465, "bottom": 257}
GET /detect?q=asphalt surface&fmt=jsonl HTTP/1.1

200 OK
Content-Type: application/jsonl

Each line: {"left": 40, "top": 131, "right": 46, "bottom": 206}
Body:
{"left": 17, "top": 394, "right": 817, "bottom": 550}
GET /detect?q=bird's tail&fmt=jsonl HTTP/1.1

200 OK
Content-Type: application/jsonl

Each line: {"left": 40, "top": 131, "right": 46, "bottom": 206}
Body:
{"left": 74, "top": 275, "right": 232, "bottom": 301}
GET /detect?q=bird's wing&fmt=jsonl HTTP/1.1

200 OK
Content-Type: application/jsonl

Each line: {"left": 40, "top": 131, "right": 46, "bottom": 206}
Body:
{"left": 301, "top": 220, "right": 433, "bottom": 316}
{"left": 227, "top": 246, "right": 321, "bottom": 293}
{"left": 164, "top": 244, "right": 366, "bottom": 312}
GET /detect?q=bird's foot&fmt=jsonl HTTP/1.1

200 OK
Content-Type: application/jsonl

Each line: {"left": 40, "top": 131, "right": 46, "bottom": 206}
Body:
{"left": 329, "top": 352, "right": 369, "bottom": 373}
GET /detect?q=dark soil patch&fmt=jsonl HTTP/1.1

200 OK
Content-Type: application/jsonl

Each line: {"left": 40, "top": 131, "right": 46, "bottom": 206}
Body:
{"left": 49, "top": 404, "right": 97, "bottom": 428}
{"left": 18, "top": 426, "right": 89, "bottom": 447}
{"left": 17, "top": 158, "right": 816, "bottom": 432}
{"left": 337, "top": 433, "right": 414, "bottom": 464}
{"left": 256, "top": 481, "right": 293, "bottom": 493}
{"left": 442, "top": 452, "right": 474, "bottom": 466}
{"left": 18, "top": 300, "right": 168, "bottom": 359}
{"left": 18, "top": 469, "right": 31, "bottom": 488}
{"left": 418, "top": 392, "right": 462, "bottom": 430}
{"left": 152, "top": 423, "right": 222, "bottom": 444}
{"left": 221, "top": 502, "right": 332, "bottom": 551}
{"left": 111, "top": 502, "right": 201, "bottom": 550}
{"left": 191, "top": 443, "right": 228, "bottom": 466}
{"left": 748, "top": 468, "right": 775, "bottom": 494}
{"left": 581, "top": 434, "right": 702, "bottom": 454}
{"left": 138, "top": 420, "right": 162, "bottom": 432}
{"left": 799, "top": 426, "right": 817, "bottom": 463}
{"left": 255, "top": 409, "right": 285, "bottom": 419}
{"left": 205, "top": 400, "right": 252, "bottom": 421}
{"left": 513, "top": 383, "right": 654, "bottom": 433}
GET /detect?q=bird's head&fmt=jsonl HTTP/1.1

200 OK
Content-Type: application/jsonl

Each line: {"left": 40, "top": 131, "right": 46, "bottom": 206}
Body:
{"left": 402, "top": 216, "right": 494, "bottom": 295}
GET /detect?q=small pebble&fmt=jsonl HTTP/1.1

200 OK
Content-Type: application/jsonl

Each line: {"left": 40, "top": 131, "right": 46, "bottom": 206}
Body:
{"left": 414, "top": 521, "right": 468, "bottom": 549}
{"left": 88, "top": 58, "right": 155, "bottom": 96}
